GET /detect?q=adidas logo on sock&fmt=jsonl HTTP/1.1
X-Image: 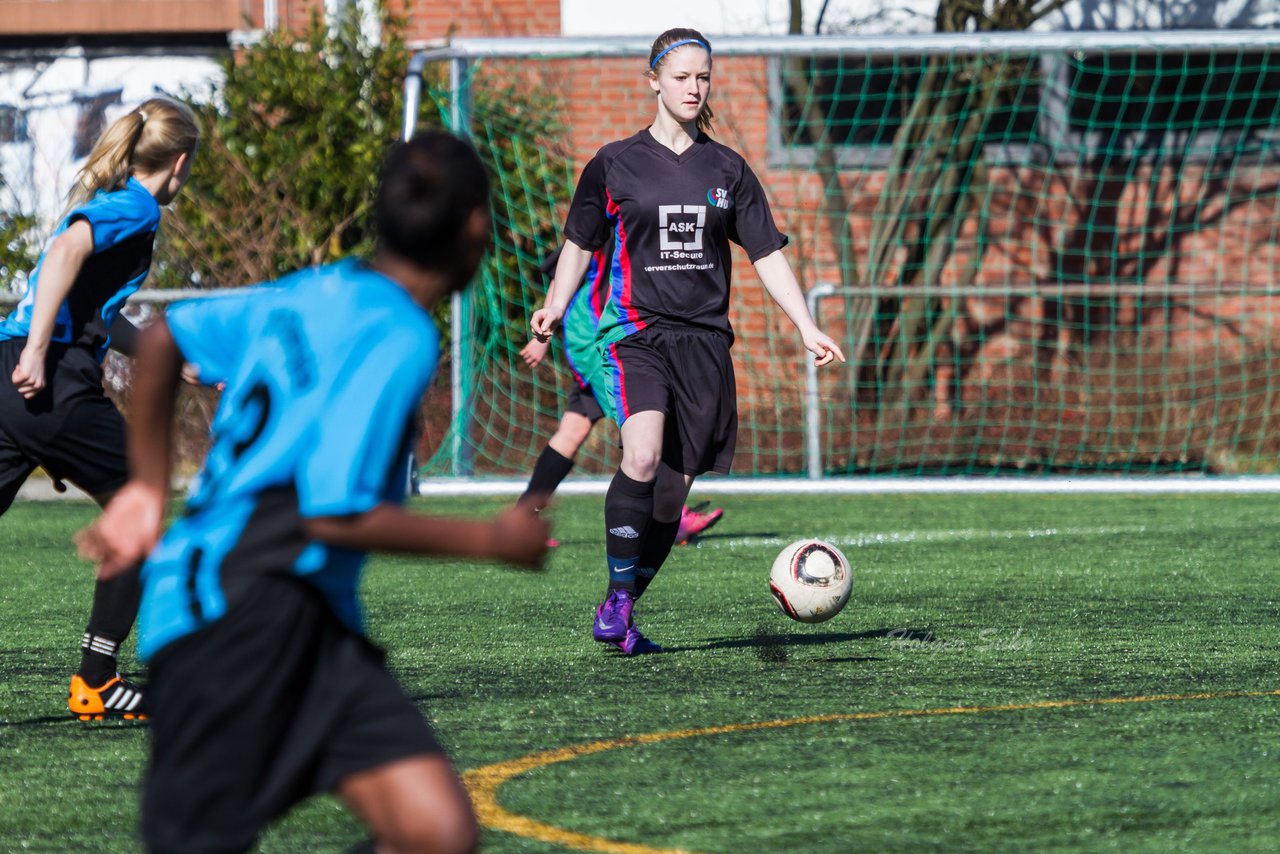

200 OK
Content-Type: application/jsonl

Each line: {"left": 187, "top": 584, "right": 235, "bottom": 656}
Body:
{"left": 609, "top": 525, "right": 641, "bottom": 539}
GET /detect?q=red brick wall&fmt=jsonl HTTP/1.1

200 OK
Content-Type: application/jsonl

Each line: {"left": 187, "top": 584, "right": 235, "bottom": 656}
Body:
{"left": 0, "top": 0, "right": 561, "bottom": 45}
{"left": 234, "top": 1, "right": 560, "bottom": 40}
{"left": 267, "top": 0, "right": 327, "bottom": 31}
{"left": 387, "top": 0, "right": 560, "bottom": 40}
{"left": 0, "top": 0, "right": 246, "bottom": 35}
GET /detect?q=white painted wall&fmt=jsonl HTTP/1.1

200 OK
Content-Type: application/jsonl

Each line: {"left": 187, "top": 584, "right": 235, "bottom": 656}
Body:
{"left": 559, "top": 0, "right": 907, "bottom": 36}
{"left": 561, "top": 0, "right": 1279, "bottom": 36}
{"left": 0, "top": 52, "right": 222, "bottom": 287}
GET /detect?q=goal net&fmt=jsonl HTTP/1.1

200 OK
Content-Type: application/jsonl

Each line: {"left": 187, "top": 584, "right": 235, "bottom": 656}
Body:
{"left": 407, "top": 31, "right": 1280, "bottom": 480}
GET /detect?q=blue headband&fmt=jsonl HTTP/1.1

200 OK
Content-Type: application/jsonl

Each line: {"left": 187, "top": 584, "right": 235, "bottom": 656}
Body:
{"left": 650, "top": 39, "right": 711, "bottom": 69}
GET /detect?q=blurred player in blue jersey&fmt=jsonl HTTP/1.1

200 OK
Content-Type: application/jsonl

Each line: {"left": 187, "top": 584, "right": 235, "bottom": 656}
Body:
{"left": 0, "top": 97, "right": 199, "bottom": 719}
{"left": 532, "top": 29, "right": 844, "bottom": 655}
{"left": 79, "top": 132, "right": 549, "bottom": 854}
{"left": 519, "top": 242, "right": 724, "bottom": 547}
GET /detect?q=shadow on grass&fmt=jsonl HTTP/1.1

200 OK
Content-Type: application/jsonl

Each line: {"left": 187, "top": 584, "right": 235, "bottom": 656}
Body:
{"left": 406, "top": 691, "right": 465, "bottom": 705}
{"left": 660, "top": 626, "right": 938, "bottom": 658}
{"left": 685, "top": 529, "right": 779, "bottom": 545}
{"left": 0, "top": 714, "right": 106, "bottom": 727}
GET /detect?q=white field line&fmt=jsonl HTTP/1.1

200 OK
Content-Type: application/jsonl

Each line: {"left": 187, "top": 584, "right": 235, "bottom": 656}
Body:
{"left": 698, "top": 525, "right": 1153, "bottom": 550}
{"left": 417, "top": 476, "right": 1280, "bottom": 496}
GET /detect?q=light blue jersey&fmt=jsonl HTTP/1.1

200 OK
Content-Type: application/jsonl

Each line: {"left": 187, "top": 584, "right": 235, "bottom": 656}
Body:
{"left": 137, "top": 259, "right": 440, "bottom": 661}
{"left": 0, "top": 177, "right": 160, "bottom": 360}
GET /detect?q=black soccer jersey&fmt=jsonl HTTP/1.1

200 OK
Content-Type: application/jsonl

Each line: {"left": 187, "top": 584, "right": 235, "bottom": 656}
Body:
{"left": 562, "top": 129, "right": 787, "bottom": 345}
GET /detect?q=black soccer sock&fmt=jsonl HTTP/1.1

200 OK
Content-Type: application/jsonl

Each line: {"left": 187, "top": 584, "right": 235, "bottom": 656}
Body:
{"left": 635, "top": 517, "right": 680, "bottom": 600}
{"left": 78, "top": 563, "right": 141, "bottom": 685}
{"left": 520, "top": 445, "right": 575, "bottom": 507}
{"left": 604, "top": 470, "right": 655, "bottom": 593}
{"left": 347, "top": 843, "right": 377, "bottom": 854}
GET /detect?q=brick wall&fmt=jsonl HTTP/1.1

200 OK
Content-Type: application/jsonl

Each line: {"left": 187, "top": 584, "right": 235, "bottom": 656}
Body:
{"left": 260, "top": 0, "right": 326, "bottom": 31}
{"left": 0, "top": 0, "right": 246, "bottom": 35}
{"left": 0, "top": 0, "right": 561, "bottom": 39}
{"left": 261, "top": 0, "right": 561, "bottom": 38}
{"left": 389, "top": 0, "right": 560, "bottom": 40}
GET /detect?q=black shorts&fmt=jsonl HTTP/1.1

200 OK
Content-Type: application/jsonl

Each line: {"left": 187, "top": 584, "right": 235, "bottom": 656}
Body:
{"left": 0, "top": 338, "right": 127, "bottom": 510}
{"left": 143, "top": 577, "right": 442, "bottom": 854}
{"left": 600, "top": 323, "right": 737, "bottom": 476}
{"left": 565, "top": 383, "right": 605, "bottom": 423}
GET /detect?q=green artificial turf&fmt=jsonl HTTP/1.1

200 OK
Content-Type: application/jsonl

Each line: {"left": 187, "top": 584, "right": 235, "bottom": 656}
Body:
{"left": 1, "top": 492, "right": 1278, "bottom": 852}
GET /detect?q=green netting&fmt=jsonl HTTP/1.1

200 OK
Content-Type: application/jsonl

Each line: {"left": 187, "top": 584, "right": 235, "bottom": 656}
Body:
{"left": 417, "top": 41, "right": 1280, "bottom": 478}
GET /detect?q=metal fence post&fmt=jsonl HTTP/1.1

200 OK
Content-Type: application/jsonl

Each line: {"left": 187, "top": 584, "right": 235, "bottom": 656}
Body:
{"left": 447, "top": 56, "right": 475, "bottom": 477}
{"left": 805, "top": 283, "right": 836, "bottom": 480}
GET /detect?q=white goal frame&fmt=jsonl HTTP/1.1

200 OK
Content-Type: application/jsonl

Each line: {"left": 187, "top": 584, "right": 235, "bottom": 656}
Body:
{"left": 400, "top": 29, "right": 1280, "bottom": 493}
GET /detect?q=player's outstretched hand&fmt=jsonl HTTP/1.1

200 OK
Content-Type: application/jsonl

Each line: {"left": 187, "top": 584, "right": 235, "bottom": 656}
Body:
{"left": 520, "top": 338, "right": 550, "bottom": 368}
{"left": 803, "top": 328, "right": 847, "bottom": 368}
{"left": 529, "top": 306, "right": 563, "bottom": 343}
{"left": 76, "top": 481, "right": 166, "bottom": 579}
{"left": 492, "top": 498, "right": 551, "bottom": 570}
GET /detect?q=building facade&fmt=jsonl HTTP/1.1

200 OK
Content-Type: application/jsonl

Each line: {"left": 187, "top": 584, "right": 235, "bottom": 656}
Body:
{"left": 0, "top": 0, "right": 561, "bottom": 235}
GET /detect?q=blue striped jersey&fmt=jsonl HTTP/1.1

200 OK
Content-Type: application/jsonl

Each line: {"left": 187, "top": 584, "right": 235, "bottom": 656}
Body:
{"left": 136, "top": 259, "right": 440, "bottom": 661}
{"left": 0, "top": 177, "right": 160, "bottom": 360}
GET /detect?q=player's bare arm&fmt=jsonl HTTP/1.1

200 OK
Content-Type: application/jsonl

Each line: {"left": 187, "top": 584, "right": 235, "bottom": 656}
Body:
{"left": 753, "top": 249, "right": 846, "bottom": 368}
{"left": 531, "top": 241, "right": 594, "bottom": 340}
{"left": 520, "top": 337, "right": 551, "bottom": 367}
{"left": 303, "top": 501, "right": 550, "bottom": 570}
{"left": 13, "top": 220, "right": 94, "bottom": 398}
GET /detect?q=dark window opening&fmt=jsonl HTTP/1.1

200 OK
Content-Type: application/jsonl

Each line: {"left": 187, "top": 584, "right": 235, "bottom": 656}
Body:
{"left": 773, "top": 48, "right": 1280, "bottom": 165}
{"left": 73, "top": 90, "right": 123, "bottom": 159}
{"left": 0, "top": 105, "right": 26, "bottom": 144}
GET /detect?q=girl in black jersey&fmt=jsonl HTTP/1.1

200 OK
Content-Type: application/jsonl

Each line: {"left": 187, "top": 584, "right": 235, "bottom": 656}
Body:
{"left": 531, "top": 28, "right": 845, "bottom": 655}
{"left": 0, "top": 98, "right": 199, "bottom": 716}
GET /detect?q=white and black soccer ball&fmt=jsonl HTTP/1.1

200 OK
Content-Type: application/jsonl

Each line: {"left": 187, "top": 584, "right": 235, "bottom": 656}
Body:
{"left": 769, "top": 539, "right": 852, "bottom": 623}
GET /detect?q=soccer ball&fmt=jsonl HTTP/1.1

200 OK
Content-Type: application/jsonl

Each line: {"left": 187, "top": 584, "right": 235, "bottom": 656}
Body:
{"left": 769, "top": 539, "right": 852, "bottom": 623}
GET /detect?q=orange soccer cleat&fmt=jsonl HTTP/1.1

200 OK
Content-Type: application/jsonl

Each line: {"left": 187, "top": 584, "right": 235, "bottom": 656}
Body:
{"left": 68, "top": 674, "right": 147, "bottom": 721}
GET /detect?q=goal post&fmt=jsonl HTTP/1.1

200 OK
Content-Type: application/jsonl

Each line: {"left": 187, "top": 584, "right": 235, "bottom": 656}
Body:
{"left": 403, "top": 29, "right": 1280, "bottom": 484}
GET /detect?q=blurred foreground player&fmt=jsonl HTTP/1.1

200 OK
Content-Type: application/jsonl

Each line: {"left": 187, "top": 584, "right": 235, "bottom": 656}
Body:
{"left": 79, "top": 132, "right": 548, "bottom": 854}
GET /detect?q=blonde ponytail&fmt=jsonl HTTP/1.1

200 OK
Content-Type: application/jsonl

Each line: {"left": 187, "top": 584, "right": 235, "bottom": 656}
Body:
{"left": 64, "top": 96, "right": 200, "bottom": 213}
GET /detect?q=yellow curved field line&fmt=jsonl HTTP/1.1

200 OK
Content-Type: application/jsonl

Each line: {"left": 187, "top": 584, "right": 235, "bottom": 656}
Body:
{"left": 462, "top": 688, "right": 1280, "bottom": 854}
